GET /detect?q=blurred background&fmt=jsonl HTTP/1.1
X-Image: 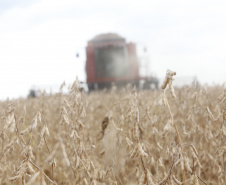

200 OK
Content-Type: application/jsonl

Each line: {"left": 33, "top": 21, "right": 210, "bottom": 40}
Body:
{"left": 0, "top": 0, "right": 225, "bottom": 100}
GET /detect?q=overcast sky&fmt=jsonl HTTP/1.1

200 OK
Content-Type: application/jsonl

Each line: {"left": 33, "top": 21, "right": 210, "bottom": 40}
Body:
{"left": 0, "top": 0, "right": 225, "bottom": 99}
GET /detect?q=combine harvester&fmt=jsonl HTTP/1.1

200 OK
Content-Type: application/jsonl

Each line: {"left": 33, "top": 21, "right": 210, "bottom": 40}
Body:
{"left": 28, "top": 33, "right": 158, "bottom": 97}
{"left": 85, "top": 33, "right": 158, "bottom": 91}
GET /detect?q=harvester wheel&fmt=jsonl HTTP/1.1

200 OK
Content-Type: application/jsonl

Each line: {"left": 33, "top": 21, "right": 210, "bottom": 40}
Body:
{"left": 88, "top": 84, "right": 94, "bottom": 91}
{"left": 143, "top": 81, "right": 158, "bottom": 90}
{"left": 143, "top": 81, "right": 151, "bottom": 89}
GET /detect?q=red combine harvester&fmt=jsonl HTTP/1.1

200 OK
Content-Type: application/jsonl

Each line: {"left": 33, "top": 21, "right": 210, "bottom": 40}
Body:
{"left": 85, "top": 33, "right": 158, "bottom": 91}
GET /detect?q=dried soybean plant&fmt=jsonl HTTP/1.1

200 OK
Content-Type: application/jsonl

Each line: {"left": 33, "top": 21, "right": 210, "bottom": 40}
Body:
{"left": 159, "top": 69, "right": 207, "bottom": 185}
{"left": 121, "top": 88, "right": 156, "bottom": 185}
{"left": 0, "top": 100, "right": 56, "bottom": 185}
{"left": 0, "top": 74, "right": 225, "bottom": 184}
{"left": 59, "top": 78, "right": 118, "bottom": 184}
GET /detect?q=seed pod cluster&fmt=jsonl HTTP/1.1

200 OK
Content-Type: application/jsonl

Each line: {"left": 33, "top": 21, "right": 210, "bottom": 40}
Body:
{"left": 161, "top": 69, "right": 177, "bottom": 98}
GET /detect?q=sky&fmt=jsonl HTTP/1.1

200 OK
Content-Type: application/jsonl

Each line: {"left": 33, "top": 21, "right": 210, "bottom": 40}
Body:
{"left": 0, "top": 0, "right": 226, "bottom": 100}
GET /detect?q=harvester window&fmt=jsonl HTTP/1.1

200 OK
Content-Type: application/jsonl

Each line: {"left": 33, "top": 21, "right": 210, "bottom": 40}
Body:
{"left": 95, "top": 46, "right": 128, "bottom": 78}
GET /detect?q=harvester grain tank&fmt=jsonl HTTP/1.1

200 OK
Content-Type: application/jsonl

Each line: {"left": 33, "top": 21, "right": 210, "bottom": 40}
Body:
{"left": 85, "top": 33, "right": 158, "bottom": 90}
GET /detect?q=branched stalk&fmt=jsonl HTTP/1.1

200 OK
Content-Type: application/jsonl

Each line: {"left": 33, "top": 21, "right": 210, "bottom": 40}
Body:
{"left": 28, "top": 159, "right": 56, "bottom": 184}
{"left": 140, "top": 157, "right": 146, "bottom": 172}
{"left": 164, "top": 90, "right": 186, "bottom": 185}
{"left": 44, "top": 136, "right": 51, "bottom": 154}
